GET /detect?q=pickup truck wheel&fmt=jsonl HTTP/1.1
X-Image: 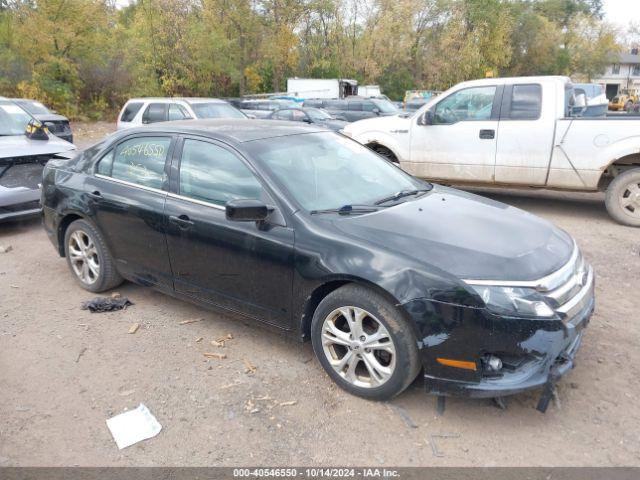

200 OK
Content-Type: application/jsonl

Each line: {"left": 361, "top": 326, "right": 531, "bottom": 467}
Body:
{"left": 311, "top": 284, "right": 421, "bottom": 401}
{"left": 605, "top": 168, "right": 640, "bottom": 227}
{"left": 369, "top": 144, "right": 398, "bottom": 163}
{"left": 64, "top": 219, "right": 124, "bottom": 292}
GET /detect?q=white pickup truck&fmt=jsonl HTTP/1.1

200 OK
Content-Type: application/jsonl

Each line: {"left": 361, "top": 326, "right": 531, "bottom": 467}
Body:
{"left": 343, "top": 76, "right": 640, "bottom": 226}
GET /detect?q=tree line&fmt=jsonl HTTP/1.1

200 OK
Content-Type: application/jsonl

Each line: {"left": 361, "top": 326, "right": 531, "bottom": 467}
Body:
{"left": 0, "top": 0, "right": 622, "bottom": 119}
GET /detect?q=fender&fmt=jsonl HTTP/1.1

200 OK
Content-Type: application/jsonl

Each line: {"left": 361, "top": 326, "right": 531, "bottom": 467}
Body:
{"left": 352, "top": 130, "right": 409, "bottom": 163}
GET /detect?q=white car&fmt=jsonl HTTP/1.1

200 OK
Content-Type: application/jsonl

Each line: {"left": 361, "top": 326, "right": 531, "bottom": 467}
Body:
{"left": 343, "top": 76, "right": 640, "bottom": 227}
{"left": 116, "top": 97, "right": 246, "bottom": 130}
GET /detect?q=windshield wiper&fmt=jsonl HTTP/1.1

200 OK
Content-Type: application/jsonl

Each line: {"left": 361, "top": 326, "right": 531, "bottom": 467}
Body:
{"left": 310, "top": 204, "right": 381, "bottom": 215}
{"left": 374, "top": 188, "right": 432, "bottom": 206}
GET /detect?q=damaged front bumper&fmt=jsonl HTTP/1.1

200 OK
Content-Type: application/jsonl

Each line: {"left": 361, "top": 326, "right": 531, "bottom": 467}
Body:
{"left": 0, "top": 167, "right": 43, "bottom": 221}
{"left": 402, "top": 264, "right": 594, "bottom": 403}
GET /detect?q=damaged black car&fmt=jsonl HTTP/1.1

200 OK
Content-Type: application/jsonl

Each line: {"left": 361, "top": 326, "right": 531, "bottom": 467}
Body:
{"left": 0, "top": 98, "right": 76, "bottom": 222}
{"left": 41, "top": 119, "right": 594, "bottom": 408}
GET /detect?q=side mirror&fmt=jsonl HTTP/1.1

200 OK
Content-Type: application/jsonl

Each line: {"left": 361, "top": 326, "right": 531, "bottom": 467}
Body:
{"left": 226, "top": 199, "right": 269, "bottom": 222}
{"left": 303, "top": 117, "right": 312, "bottom": 124}
{"left": 418, "top": 110, "right": 434, "bottom": 126}
{"left": 25, "top": 119, "right": 50, "bottom": 140}
{"left": 372, "top": 107, "right": 381, "bottom": 115}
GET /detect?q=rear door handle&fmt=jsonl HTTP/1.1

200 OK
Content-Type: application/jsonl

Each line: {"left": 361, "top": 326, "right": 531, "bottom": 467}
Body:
{"left": 87, "top": 190, "right": 102, "bottom": 200}
{"left": 479, "top": 129, "right": 495, "bottom": 140}
{"left": 169, "top": 214, "right": 194, "bottom": 229}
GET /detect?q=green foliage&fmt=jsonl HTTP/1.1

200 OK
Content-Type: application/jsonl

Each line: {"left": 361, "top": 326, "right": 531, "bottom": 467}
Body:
{"left": 0, "top": 0, "right": 624, "bottom": 113}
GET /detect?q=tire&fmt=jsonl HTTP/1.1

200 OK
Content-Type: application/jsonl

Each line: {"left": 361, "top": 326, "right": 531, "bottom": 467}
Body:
{"left": 64, "top": 219, "right": 124, "bottom": 292}
{"left": 311, "top": 284, "right": 421, "bottom": 401}
{"left": 605, "top": 168, "right": 640, "bottom": 227}
{"left": 369, "top": 144, "right": 398, "bottom": 163}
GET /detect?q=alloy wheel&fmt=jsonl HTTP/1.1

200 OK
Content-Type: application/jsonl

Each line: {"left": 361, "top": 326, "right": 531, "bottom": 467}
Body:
{"left": 320, "top": 306, "right": 396, "bottom": 388}
{"left": 619, "top": 180, "right": 640, "bottom": 219}
{"left": 68, "top": 230, "right": 100, "bottom": 285}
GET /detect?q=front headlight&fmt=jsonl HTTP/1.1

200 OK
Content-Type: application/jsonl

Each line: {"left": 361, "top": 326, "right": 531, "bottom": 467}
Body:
{"left": 468, "top": 285, "right": 555, "bottom": 318}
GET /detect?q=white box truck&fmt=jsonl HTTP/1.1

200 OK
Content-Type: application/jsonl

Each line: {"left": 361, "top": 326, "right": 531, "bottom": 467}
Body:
{"left": 286, "top": 78, "right": 358, "bottom": 99}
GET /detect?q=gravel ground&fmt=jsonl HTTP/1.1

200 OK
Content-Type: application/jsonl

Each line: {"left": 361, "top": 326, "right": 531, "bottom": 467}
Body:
{"left": 0, "top": 123, "right": 639, "bottom": 466}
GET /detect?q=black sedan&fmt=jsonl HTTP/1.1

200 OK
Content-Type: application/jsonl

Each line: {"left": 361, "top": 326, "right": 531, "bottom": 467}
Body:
{"left": 11, "top": 98, "right": 74, "bottom": 143}
{"left": 267, "top": 107, "right": 348, "bottom": 131}
{"left": 42, "top": 120, "right": 594, "bottom": 405}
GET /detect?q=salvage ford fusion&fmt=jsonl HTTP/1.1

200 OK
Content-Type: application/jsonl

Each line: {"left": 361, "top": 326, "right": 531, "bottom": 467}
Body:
{"left": 42, "top": 119, "right": 594, "bottom": 408}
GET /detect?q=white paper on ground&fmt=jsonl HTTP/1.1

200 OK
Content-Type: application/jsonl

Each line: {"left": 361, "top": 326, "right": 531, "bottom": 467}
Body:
{"left": 106, "top": 403, "right": 162, "bottom": 449}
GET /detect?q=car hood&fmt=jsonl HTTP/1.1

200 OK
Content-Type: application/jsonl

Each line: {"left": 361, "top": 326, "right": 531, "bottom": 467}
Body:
{"left": 0, "top": 135, "right": 76, "bottom": 159}
{"left": 326, "top": 186, "right": 574, "bottom": 281}
{"left": 345, "top": 113, "right": 410, "bottom": 133}
{"left": 33, "top": 113, "right": 69, "bottom": 122}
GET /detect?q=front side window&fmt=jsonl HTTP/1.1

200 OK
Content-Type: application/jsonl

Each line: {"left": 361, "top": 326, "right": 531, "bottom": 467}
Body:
{"left": 106, "top": 136, "right": 171, "bottom": 189}
{"left": 348, "top": 102, "right": 363, "bottom": 111}
{"left": 142, "top": 103, "right": 167, "bottom": 124}
{"left": 633, "top": 65, "right": 640, "bottom": 76}
{"left": 179, "top": 139, "right": 263, "bottom": 206}
{"left": 434, "top": 86, "right": 496, "bottom": 124}
{"left": 246, "top": 132, "right": 423, "bottom": 212}
{"left": 612, "top": 64, "right": 620, "bottom": 74}
{"left": 508, "top": 84, "right": 542, "bottom": 120}
{"left": 371, "top": 99, "right": 398, "bottom": 113}
{"left": 291, "top": 110, "right": 307, "bottom": 121}
{"left": 0, "top": 100, "right": 33, "bottom": 135}
{"left": 121, "top": 102, "right": 144, "bottom": 122}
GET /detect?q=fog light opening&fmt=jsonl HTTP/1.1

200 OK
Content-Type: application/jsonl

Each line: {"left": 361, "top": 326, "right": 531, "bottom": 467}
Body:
{"left": 484, "top": 355, "right": 503, "bottom": 372}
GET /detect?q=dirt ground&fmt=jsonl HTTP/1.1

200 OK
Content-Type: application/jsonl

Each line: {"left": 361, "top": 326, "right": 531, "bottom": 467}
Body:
{"left": 1, "top": 122, "right": 639, "bottom": 467}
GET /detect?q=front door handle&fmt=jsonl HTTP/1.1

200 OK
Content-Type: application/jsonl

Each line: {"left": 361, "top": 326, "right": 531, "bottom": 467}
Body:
{"left": 169, "top": 214, "right": 194, "bottom": 229}
{"left": 479, "top": 129, "right": 495, "bottom": 140}
{"left": 87, "top": 190, "right": 102, "bottom": 200}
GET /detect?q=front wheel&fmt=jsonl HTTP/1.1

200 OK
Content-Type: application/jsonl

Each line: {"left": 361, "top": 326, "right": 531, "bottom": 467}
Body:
{"left": 311, "top": 284, "right": 421, "bottom": 400}
{"left": 605, "top": 168, "right": 640, "bottom": 227}
{"left": 368, "top": 144, "right": 398, "bottom": 163}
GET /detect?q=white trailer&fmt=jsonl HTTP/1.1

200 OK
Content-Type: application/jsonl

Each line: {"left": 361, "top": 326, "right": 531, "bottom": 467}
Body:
{"left": 358, "top": 85, "right": 382, "bottom": 97}
{"left": 286, "top": 78, "right": 357, "bottom": 99}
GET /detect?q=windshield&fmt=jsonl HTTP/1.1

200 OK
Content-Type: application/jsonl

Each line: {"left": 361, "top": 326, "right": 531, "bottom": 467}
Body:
{"left": 372, "top": 99, "right": 399, "bottom": 113}
{"left": 0, "top": 101, "right": 33, "bottom": 136}
{"left": 17, "top": 100, "right": 50, "bottom": 115}
{"left": 306, "top": 108, "right": 332, "bottom": 121}
{"left": 246, "top": 132, "right": 424, "bottom": 211}
{"left": 191, "top": 102, "right": 246, "bottom": 119}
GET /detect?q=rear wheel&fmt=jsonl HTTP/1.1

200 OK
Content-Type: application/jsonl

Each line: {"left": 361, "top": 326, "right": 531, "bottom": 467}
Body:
{"left": 64, "top": 219, "right": 123, "bottom": 292}
{"left": 311, "top": 284, "right": 421, "bottom": 400}
{"left": 605, "top": 168, "right": 640, "bottom": 227}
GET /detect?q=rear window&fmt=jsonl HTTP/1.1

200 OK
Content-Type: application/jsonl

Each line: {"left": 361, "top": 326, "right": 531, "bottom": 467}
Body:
{"left": 508, "top": 84, "right": 542, "bottom": 120}
{"left": 120, "top": 102, "right": 144, "bottom": 122}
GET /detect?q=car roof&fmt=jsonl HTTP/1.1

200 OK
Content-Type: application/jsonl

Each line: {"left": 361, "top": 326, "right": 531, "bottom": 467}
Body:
{"left": 120, "top": 119, "right": 327, "bottom": 143}
{"left": 125, "top": 97, "right": 228, "bottom": 104}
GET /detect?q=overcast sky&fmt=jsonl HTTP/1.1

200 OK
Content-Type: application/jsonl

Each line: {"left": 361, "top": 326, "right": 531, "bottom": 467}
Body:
{"left": 603, "top": 0, "right": 640, "bottom": 29}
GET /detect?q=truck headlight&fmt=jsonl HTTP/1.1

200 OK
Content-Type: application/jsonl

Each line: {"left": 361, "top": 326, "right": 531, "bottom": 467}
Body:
{"left": 467, "top": 285, "right": 555, "bottom": 318}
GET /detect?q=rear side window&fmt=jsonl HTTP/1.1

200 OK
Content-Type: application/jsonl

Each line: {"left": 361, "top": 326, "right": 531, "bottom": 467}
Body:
{"left": 508, "top": 84, "right": 542, "bottom": 120}
{"left": 272, "top": 109, "right": 293, "bottom": 120}
{"left": 168, "top": 103, "right": 191, "bottom": 121}
{"left": 142, "top": 103, "right": 167, "bottom": 124}
{"left": 325, "top": 100, "right": 345, "bottom": 110}
{"left": 179, "top": 139, "right": 263, "bottom": 206}
{"left": 348, "top": 102, "right": 363, "bottom": 111}
{"left": 120, "top": 102, "right": 144, "bottom": 122}
{"left": 109, "top": 136, "right": 171, "bottom": 189}
{"left": 362, "top": 101, "right": 376, "bottom": 112}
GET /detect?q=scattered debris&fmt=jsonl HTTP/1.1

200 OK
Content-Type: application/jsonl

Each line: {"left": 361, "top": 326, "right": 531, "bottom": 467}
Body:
{"left": 179, "top": 318, "right": 203, "bottom": 325}
{"left": 243, "top": 358, "right": 257, "bottom": 374}
{"left": 212, "top": 333, "right": 234, "bottom": 347}
{"left": 10, "top": 285, "right": 19, "bottom": 289}
{"left": 388, "top": 404, "right": 418, "bottom": 428}
{"left": 75, "top": 347, "right": 87, "bottom": 363}
{"left": 279, "top": 400, "right": 298, "bottom": 407}
{"left": 119, "top": 389, "right": 135, "bottom": 396}
{"left": 552, "top": 389, "right": 562, "bottom": 410}
{"left": 111, "top": 292, "right": 121, "bottom": 299}
{"left": 0, "top": 245, "right": 13, "bottom": 253}
{"left": 106, "top": 403, "right": 162, "bottom": 450}
{"left": 203, "top": 352, "right": 227, "bottom": 360}
{"left": 429, "top": 433, "right": 460, "bottom": 457}
{"left": 436, "top": 395, "right": 446, "bottom": 415}
{"left": 195, "top": 337, "right": 203, "bottom": 343}
{"left": 128, "top": 323, "right": 140, "bottom": 334}
{"left": 81, "top": 297, "right": 133, "bottom": 313}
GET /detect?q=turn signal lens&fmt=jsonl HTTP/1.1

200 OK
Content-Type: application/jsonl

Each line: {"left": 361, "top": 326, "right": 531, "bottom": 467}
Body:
{"left": 436, "top": 358, "right": 477, "bottom": 371}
